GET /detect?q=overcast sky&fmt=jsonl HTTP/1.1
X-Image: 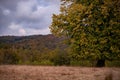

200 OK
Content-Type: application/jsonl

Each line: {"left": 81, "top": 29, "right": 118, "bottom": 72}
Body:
{"left": 0, "top": 0, "right": 60, "bottom": 36}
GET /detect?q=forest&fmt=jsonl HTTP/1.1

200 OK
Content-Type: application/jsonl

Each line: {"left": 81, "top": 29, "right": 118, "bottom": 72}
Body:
{"left": 0, "top": 34, "right": 119, "bottom": 67}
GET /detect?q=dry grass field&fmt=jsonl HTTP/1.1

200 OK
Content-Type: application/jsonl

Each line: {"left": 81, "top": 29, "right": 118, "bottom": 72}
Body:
{"left": 0, "top": 65, "right": 120, "bottom": 80}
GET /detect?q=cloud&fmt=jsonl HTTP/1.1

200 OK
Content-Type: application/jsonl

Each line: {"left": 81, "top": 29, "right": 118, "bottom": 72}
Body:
{"left": 16, "top": 0, "right": 37, "bottom": 18}
{"left": 0, "top": 0, "right": 60, "bottom": 36}
{"left": 19, "top": 29, "right": 26, "bottom": 35}
{"left": 15, "top": 0, "right": 60, "bottom": 29}
{"left": 3, "top": 9, "right": 11, "bottom": 15}
{"left": 26, "top": 28, "right": 51, "bottom": 35}
{"left": 8, "top": 22, "right": 26, "bottom": 36}
{"left": 9, "top": 22, "right": 20, "bottom": 30}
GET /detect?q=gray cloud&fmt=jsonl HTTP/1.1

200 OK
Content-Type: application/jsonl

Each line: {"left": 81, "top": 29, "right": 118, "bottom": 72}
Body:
{"left": 0, "top": 0, "right": 60, "bottom": 36}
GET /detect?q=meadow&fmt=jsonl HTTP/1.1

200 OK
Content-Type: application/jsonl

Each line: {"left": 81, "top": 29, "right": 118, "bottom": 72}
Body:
{"left": 0, "top": 65, "right": 120, "bottom": 80}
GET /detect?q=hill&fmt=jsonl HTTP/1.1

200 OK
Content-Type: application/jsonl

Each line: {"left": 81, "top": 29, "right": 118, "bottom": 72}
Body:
{"left": 0, "top": 34, "right": 64, "bottom": 50}
{"left": 0, "top": 34, "right": 69, "bottom": 65}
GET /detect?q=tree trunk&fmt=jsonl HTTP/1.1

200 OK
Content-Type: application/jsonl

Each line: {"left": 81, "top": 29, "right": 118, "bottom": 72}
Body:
{"left": 96, "top": 59, "right": 105, "bottom": 67}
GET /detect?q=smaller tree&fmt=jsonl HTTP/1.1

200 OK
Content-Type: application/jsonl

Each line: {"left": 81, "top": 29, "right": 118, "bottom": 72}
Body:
{"left": 0, "top": 48, "right": 19, "bottom": 64}
{"left": 50, "top": 48, "right": 70, "bottom": 66}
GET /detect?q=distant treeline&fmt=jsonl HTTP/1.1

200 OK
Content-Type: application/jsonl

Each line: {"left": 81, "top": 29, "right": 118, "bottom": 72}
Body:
{"left": 0, "top": 35, "right": 120, "bottom": 67}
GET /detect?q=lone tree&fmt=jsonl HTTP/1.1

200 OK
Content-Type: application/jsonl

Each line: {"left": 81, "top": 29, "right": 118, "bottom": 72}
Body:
{"left": 50, "top": 0, "right": 120, "bottom": 67}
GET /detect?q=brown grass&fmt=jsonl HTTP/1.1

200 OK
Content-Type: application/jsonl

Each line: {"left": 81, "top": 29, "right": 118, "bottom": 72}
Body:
{"left": 0, "top": 65, "right": 120, "bottom": 80}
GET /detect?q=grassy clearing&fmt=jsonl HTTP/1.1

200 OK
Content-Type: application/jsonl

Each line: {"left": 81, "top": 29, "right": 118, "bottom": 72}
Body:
{"left": 0, "top": 65, "right": 120, "bottom": 80}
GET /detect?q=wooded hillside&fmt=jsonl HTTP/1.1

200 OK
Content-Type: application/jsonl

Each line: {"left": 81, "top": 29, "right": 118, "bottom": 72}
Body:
{"left": 0, "top": 34, "right": 69, "bottom": 65}
{"left": 0, "top": 34, "right": 119, "bottom": 66}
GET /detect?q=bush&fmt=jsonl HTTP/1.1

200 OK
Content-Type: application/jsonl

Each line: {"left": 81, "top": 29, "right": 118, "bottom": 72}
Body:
{"left": 0, "top": 49, "right": 19, "bottom": 64}
{"left": 32, "top": 60, "right": 54, "bottom": 66}
{"left": 51, "top": 53, "right": 70, "bottom": 66}
{"left": 70, "top": 60, "right": 94, "bottom": 67}
{"left": 106, "top": 60, "right": 120, "bottom": 67}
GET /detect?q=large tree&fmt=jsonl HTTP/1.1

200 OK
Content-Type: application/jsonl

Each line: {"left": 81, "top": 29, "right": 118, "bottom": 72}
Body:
{"left": 50, "top": 0, "right": 120, "bottom": 67}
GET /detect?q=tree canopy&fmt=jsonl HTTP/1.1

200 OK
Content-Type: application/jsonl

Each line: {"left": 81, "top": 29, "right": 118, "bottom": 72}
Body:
{"left": 50, "top": 0, "right": 120, "bottom": 66}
